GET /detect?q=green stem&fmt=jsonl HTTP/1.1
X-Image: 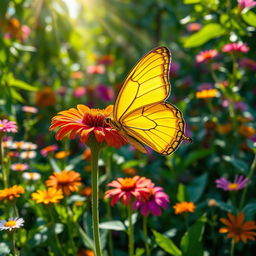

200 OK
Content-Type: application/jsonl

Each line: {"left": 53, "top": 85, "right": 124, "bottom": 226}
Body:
{"left": 0, "top": 134, "right": 8, "bottom": 188}
{"left": 90, "top": 144, "right": 103, "bottom": 256}
{"left": 47, "top": 206, "right": 63, "bottom": 256}
{"left": 128, "top": 205, "right": 134, "bottom": 256}
{"left": 239, "top": 153, "right": 256, "bottom": 210}
{"left": 64, "top": 199, "right": 77, "bottom": 255}
{"left": 143, "top": 216, "right": 150, "bottom": 256}
{"left": 11, "top": 231, "right": 19, "bottom": 256}
{"left": 230, "top": 239, "right": 235, "bottom": 256}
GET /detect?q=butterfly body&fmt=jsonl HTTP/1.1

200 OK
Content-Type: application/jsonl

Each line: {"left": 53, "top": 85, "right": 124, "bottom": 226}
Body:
{"left": 109, "top": 46, "right": 191, "bottom": 155}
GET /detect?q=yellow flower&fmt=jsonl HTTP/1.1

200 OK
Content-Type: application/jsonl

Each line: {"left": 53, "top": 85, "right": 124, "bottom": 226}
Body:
{"left": 31, "top": 188, "right": 63, "bottom": 204}
{"left": 219, "top": 212, "right": 256, "bottom": 243}
{"left": 0, "top": 185, "right": 25, "bottom": 201}
{"left": 196, "top": 89, "right": 218, "bottom": 99}
{"left": 173, "top": 201, "right": 196, "bottom": 214}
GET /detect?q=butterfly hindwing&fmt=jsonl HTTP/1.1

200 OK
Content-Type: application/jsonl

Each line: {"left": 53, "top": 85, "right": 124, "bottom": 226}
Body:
{"left": 121, "top": 103, "right": 185, "bottom": 155}
{"left": 113, "top": 47, "right": 171, "bottom": 121}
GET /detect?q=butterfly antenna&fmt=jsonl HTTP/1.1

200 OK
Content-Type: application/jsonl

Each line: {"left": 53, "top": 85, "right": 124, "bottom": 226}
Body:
{"left": 182, "top": 134, "right": 192, "bottom": 143}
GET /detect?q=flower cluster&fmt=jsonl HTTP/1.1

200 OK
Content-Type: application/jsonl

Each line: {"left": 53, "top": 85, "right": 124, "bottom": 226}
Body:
{"left": 105, "top": 176, "right": 169, "bottom": 216}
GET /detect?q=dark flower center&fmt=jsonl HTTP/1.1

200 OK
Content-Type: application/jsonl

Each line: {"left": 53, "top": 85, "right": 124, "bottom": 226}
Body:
{"left": 82, "top": 113, "right": 106, "bottom": 128}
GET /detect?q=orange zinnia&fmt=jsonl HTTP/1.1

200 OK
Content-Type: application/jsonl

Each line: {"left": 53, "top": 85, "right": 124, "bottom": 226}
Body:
{"left": 49, "top": 105, "right": 127, "bottom": 148}
{"left": 0, "top": 185, "right": 25, "bottom": 201}
{"left": 46, "top": 170, "right": 82, "bottom": 195}
{"left": 219, "top": 212, "right": 256, "bottom": 243}
{"left": 173, "top": 201, "right": 196, "bottom": 214}
{"left": 31, "top": 188, "right": 64, "bottom": 204}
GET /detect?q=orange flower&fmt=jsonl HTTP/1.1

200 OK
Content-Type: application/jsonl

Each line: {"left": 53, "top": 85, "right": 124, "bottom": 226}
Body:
{"left": 196, "top": 89, "right": 218, "bottom": 99}
{"left": 217, "top": 123, "right": 232, "bottom": 134}
{"left": 219, "top": 212, "right": 256, "bottom": 243}
{"left": 80, "top": 186, "right": 92, "bottom": 197}
{"left": 122, "top": 167, "right": 137, "bottom": 176}
{"left": 49, "top": 105, "right": 127, "bottom": 148}
{"left": 0, "top": 185, "right": 25, "bottom": 201}
{"left": 32, "top": 188, "right": 63, "bottom": 204}
{"left": 82, "top": 148, "right": 91, "bottom": 160}
{"left": 173, "top": 201, "right": 196, "bottom": 214}
{"left": 77, "top": 248, "right": 95, "bottom": 256}
{"left": 238, "top": 125, "right": 255, "bottom": 138}
{"left": 46, "top": 170, "right": 82, "bottom": 195}
{"left": 55, "top": 151, "right": 70, "bottom": 159}
{"left": 35, "top": 88, "right": 56, "bottom": 107}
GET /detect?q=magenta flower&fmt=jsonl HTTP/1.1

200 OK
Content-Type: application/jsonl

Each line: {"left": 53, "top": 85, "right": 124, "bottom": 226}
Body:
{"left": 133, "top": 186, "right": 170, "bottom": 216}
{"left": 215, "top": 176, "right": 249, "bottom": 191}
{"left": 239, "top": 58, "right": 256, "bottom": 71}
{"left": 238, "top": 0, "right": 256, "bottom": 10}
{"left": 222, "top": 43, "right": 250, "bottom": 53}
{"left": 0, "top": 119, "right": 18, "bottom": 134}
{"left": 96, "top": 84, "right": 114, "bottom": 101}
{"left": 196, "top": 49, "right": 218, "bottom": 64}
{"left": 169, "top": 62, "right": 180, "bottom": 77}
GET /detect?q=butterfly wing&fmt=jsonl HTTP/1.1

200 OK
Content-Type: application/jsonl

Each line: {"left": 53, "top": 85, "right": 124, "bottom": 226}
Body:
{"left": 121, "top": 103, "right": 187, "bottom": 155}
{"left": 113, "top": 46, "right": 171, "bottom": 121}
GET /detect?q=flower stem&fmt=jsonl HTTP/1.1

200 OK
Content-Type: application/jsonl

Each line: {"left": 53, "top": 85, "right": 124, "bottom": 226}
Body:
{"left": 11, "top": 231, "right": 19, "bottom": 256}
{"left": 239, "top": 153, "right": 256, "bottom": 210}
{"left": 128, "top": 205, "right": 134, "bottom": 256}
{"left": 0, "top": 134, "right": 8, "bottom": 188}
{"left": 143, "top": 216, "right": 150, "bottom": 256}
{"left": 230, "top": 239, "right": 235, "bottom": 256}
{"left": 90, "top": 143, "right": 103, "bottom": 256}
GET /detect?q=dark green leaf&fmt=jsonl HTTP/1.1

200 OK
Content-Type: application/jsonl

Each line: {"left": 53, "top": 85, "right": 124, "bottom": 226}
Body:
{"left": 153, "top": 230, "right": 182, "bottom": 256}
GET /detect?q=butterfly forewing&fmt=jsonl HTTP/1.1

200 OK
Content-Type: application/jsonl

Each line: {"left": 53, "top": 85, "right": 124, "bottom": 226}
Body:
{"left": 113, "top": 47, "right": 171, "bottom": 122}
{"left": 121, "top": 103, "right": 185, "bottom": 155}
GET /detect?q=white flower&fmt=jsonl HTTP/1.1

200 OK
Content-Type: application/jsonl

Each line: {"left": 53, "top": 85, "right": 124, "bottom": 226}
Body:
{"left": 20, "top": 151, "right": 37, "bottom": 159}
{"left": 0, "top": 218, "right": 24, "bottom": 231}
{"left": 22, "top": 172, "right": 41, "bottom": 181}
{"left": 21, "top": 142, "right": 38, "bottom": 150}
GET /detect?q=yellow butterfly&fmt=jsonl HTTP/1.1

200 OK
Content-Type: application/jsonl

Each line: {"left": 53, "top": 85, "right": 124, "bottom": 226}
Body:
{"left": 107, "top": 46, "right": 191, "bottom": 155}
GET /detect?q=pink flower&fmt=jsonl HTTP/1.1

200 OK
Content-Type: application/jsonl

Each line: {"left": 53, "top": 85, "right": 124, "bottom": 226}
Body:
{"left": 215, "top": 176, "right": 249, "bottom": 191}
{"left": 73, "top": 87, "right": 87, "bottom": 98}
{"left": 186, "top": 23, "right": 202, "bottom": 32}
{"left": 96, "top": 85, "right": 114, "bottom": 101}
{"left": 21, "top": 25, "right": 31, "bottom": 41}
{"left": 87, "top": 65, "right": 105, "bottom": 75}
{"left": 196, "top": 50, "right": 218, "bottom": 64}
{"left": 0, "top": 119, "right": 18, "bottom": 133}
{"left": 21, "top": 106, "right": 38, "bottom": 113}
{"left": 133, "top": 186, "right": 169, "bottom": 216}
{"left": 238, "top": 0, "right": 256, "bottom": 10}
{"left": 104, "top": 176, "right": 154, "bottom": 206}
{"left": 222, "top": 43, "right": 250, "bottom": 53}
{"left": 11, "top": 163, "right": 29, "bottom": 172}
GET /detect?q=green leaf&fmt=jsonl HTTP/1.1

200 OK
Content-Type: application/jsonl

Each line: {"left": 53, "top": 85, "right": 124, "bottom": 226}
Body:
{"left": 177, "top": 183, "right": 188, "bottom": 202}
{"left": 9, "top": 78, "right": 37, "bottom": 91}
{"left": 242, "top": 11, "right": 256, "bottom": 27}
{"left": 134, "top": 248, "right": 145, "bottom": 256}
{"left": 183, "top": 0, "right": 201, "bottom": 3}
{"left": 187, "top": 173, "right": 208, "bottom": 202}
{"left": 184, "top": 23, "right": 225, "bottom": 48}
{"left": 153, "top": 230, "right": 182, "bottom": 256}
{"left": 180, "top": 214, "right": 206, "bottom": 256}
{"left": 10, "top": 88, "right": 24, "bottom": 103}
{"left": 216, "top": 200, "right": 234, "bottom": 212}
{"left": 49, "top": 157, "right": 61, "bottom": 173}
{"left": 181, "top": 149, "right": 213, "bottom": 170}
{"left": 222, "top": 155, "right": 249, "bottom": 173}
{"left": 243, "top": 203, "right": 256, "bottom": 217}
{"left": 99, "top": 221, "right": 126, "bottom": 231}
